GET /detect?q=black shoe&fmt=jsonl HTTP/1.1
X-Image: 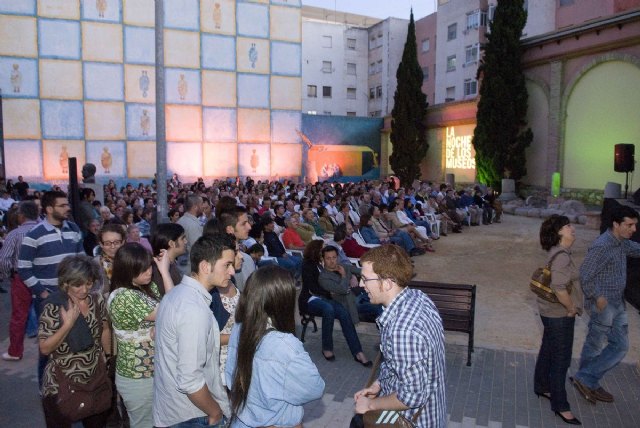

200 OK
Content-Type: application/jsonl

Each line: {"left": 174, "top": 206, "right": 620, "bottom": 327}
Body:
{"left": 354, "top": 356, "right": 373, "bottom": 367}
{"left": 535, "top": 392, "right": 551, "bottom": 401}
{"left": 555, "top": 411, "right": 582, "bottom": 425}
{"left": 409, "top": 248, "right": 426, "bottom": 256}
{"left": 323, "top": 352, "right": 335, "bottom": 361}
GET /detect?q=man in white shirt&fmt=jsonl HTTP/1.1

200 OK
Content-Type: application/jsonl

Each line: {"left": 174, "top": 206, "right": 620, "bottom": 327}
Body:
{"left": 153, "top": 233, "right": 236, "bottom": 427}
{"left": 0, "top": 190, "right": 16, "bottom": 212}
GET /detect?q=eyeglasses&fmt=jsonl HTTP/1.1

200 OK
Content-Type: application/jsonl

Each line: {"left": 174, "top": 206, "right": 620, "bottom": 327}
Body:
{"left": 359, "top": 276, "right": 380, "bottom": 286}
{"left": 102, "top": 240, "right": 123, "bottom": 247}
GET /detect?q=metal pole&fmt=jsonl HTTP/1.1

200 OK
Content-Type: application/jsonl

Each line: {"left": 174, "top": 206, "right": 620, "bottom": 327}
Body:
{"left": 0, "top": 91, "right": 5, "bottom": 179}
{"left": 155, "top": 0, "right": 168, "bottom": 224}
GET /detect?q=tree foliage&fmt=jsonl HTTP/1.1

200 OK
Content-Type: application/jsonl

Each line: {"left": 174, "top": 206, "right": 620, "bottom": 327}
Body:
{"left": 390, "top": 10, "right": 428, "bottom": 187}
{"left": 472, "top": 0, "right": 532, "bottom": 189}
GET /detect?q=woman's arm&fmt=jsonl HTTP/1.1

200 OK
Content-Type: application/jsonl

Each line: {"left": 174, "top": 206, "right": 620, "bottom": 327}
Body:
{"left": 154, "top": 249, "right": 175, "bottom": 294}
{"left": 39, "top": 302, "right": 80, "bottom": 355}
{"left": 101, "top": 320, "right": 112, "bottom": 353}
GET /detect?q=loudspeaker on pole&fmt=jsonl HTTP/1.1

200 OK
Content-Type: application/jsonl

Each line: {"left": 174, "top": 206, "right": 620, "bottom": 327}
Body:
{"left": 614, "top": 144, "right": 635, "bottom": 173}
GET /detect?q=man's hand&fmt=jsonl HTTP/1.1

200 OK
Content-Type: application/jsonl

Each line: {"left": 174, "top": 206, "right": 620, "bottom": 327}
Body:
{"left": 354, "top": 381, "right": 381, "bottom": 401}
{"left": 355, "top": 395, "right": 373, "bottom": 414}
{"left": 596, "top": 296, "right": 608, "bottom": 312}
{"left": 336, "top": 265, "right": 346, "bottom": 277}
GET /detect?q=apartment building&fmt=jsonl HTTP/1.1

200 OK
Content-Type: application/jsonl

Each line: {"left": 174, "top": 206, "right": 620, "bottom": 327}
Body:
{"left": 301, "top": 7, "right": 379, "bottom": 117}
{"left": 416, "top": 13, "right": 437, "bottom": 104}
{"left": 366, "top": 18, "right": 409, "bottom": 117}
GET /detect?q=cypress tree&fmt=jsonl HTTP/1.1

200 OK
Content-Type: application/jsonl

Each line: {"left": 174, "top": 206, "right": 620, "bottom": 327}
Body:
{"left": 472, "top": 0, "right": 532, "bottom": 189}
{"left": 390, "top": 10, "right": 428, "bottom": 187}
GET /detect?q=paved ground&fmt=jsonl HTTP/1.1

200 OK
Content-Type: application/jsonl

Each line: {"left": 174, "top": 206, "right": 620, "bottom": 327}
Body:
{"left": 1, "top": 214, "right": 640, "bottom": 427}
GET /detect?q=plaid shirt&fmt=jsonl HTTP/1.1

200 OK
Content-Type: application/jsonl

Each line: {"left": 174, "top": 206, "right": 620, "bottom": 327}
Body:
{"left": 376, "top": 288, "right": 446, "bottom": 428}
{"left": 580, "top": 230, "right": 640, "bottom": 304}
{"left": 0, "top": 220, "right": 38, "bottom": 280}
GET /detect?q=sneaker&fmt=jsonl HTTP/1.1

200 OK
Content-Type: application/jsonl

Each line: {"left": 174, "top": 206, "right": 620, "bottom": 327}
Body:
{"left": 1, "top": 352, "right": 21, "bottom": 361}
{"left": 409, "top": 248, "right": 426, "bottom": 257}
{"left": 570, "top": 377, "right": 596, "bottom": 404}
{"left": 592, "top": 387, "right": 614, "bottom": 402}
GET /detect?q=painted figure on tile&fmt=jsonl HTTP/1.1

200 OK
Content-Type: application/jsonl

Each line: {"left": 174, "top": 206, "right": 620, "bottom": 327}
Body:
{"left": 101, "top": 147, "right": 113, "bottom": 174}
{"left": 213, "top": 2, "right": 222, "bottom": 29}
{"left": 10, "top": 64, "right": 21, "bottom": 93}
{"left": 178, "top": 74, "right": 188, "bottom": 100}
{"left": 60, "top": 146, "right": 69, "bottom": 174}
{"left": 249, "top": 43, "right": 258, "bottom": 69}
{"left": 139, "top": 70, "right": 150, "bottom": 98}
{"left": 141, "top": 109, "right": 151, "bottom": 136}
{"left": 373, "top": 152, "right": 379, "bottom": 168}
{"left": 96, "top": 0, "right": 107, "bottom": 18}
{"left": 250, "top": 149, "right": 259, "bottom": 173}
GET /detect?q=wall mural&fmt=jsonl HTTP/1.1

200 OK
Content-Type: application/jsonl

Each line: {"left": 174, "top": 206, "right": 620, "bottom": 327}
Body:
{"left": 0, "top": 0, "right": 303, "bottom": 182}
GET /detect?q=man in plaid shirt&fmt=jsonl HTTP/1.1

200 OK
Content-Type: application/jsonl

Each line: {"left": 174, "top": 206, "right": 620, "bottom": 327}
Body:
{"left": 355, "top": 245, "right": 446, "bottom": 428}
{"left": 572, "top": 205, "right": 640, "bottom": 404}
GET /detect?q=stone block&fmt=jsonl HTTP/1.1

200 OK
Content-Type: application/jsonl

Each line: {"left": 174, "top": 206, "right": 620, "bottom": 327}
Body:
{"left": 503, "top": 205, "right": 517, "bottom": 214}
{"left": 525, "top": 196, "right": 547, "bottom": 208}
{"left": 560, "top": 200, "right": 586, "bottom": 214}
{"left": 540, "top": 209, "right": 564, "bottom": 218}
{"left": 578, "top": 215, "right": 587, "bottom": 225}
{"left": 527, "top": 208, "right": 542, "bottom": 217}
{"left": 566, "top": 214, "right": 578, "bottom": 223}
{"left": 584, "top": 211, "right": 601, "bottom": 230}
{"left": 514, "top": 207, "right": 529, "bottom": 216}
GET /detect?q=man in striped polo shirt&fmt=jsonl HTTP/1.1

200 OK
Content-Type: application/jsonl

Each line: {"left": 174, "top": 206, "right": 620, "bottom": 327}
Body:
{"left": 17, "top": 190, "right": 84, "bottom": 385}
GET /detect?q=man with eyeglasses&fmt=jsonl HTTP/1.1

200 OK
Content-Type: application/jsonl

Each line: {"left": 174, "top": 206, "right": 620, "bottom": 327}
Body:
{"left": 354, "top": 245, "right": 446, "bottom": 428}
{"left": 17, "top": 190, "right": 84, "bottom": 385}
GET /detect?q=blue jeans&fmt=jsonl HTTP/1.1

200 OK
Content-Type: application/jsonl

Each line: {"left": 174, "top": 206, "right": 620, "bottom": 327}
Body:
{"left": 26, "top": 303, "right": 38, "bottom": 337}
{"left": 355, "top": 292, "right": 383, "bottom": 323}
{"left": 413, "top": 220, "right": 432, "bottom": 236}
{"left": 168, "top": 415, "right": 228, "bottom": 427}
{"left": 389, "top": 230, "right": 415, "bottom": 252}
{"left": 307, "top": 297, "right": 363, "bottom": 356}
{"left": 276, "top": 254, "right": 302, "bottom": 277}
{"left": 575, "top": 299, "right": 628, "bottom": 389}
{"left": 534, "top": 315, "right": 575, "bottom": 412}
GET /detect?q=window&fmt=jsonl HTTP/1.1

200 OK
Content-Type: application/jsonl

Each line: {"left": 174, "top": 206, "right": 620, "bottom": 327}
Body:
{"left": 464, "top": 79, "right": 477, "bottom": 96}
{"left": 465, "top": 44, "right": 479, "bottom": 64}
{"left": 322, "top": 86, "right": 332, "bottom": 98}
{"left": 421, "top": 38, "right": 430, "bottom": 52}
{"left": 307, "top": 85, "right": 317, "bottom": 98}
{"left": 322, "top": 61, "right": 332, "bottom": 73}
{"left": 322, "top": 35, "right": 332, "bottom": 48}
{"left": 347, "top": 87, "right": 356, "bottom": 99}
{"left": 369, "top": 62, "right": 376, "bottom": 75}
{"left": 445, "top": 86, "right": 455, "bottom": 102}
{"left": 347, "top": 38, "right": 356, "bottom": 50}
{"left": 447, "top": 23, "right": 457, "bottom": 41}
{"left": 347, "top": 111, "right": 356, "bottom": 117}
{"left": 446, "top": 55, "right": 456, "bottom": 72}
{"left": 369, "top": 36, "right": 376, "bottom": 50}
{"left": 323, "top": 111, "right": 332, "bottom": 115}
{"left": 369, "top": 110, "right": 382, "bottom": 117}
{"left": 369, "top": 87, "right": 375, "bottom": 99}
{"left": 559, "top": 0, "right": 574, "bottom": 5}
{"left": 376, "top": 86, "right": 382, "bottom": 98}
{"left": 421, "top": 66, "right": 429, "bottom": 82}
{"left": 347, "top": 63, "right": 356, "bottom": 75}
{"left": 377, "top": 60, "right": 382, "bottom": 73}
{"left": 488, "top": 4, "right": 496, "bottom": 21}
{"left": 307, "top": 110, "right": 317, "bottom": 115}
{"left": 466, "top": 10, "right": 487, "bottom": 30}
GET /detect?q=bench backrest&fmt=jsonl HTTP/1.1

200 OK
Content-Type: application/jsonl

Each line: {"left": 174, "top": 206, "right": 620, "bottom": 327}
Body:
{"left": 408, "top": 280, "right": 476, "bottom": 334}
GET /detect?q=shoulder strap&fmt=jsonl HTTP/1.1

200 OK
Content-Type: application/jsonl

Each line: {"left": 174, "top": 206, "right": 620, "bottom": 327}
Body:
{"left": 546, "top": 249, "right": 567, "bottom": 268}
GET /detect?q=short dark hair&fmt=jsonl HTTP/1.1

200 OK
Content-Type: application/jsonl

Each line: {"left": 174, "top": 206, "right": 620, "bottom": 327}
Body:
{"left": 215, "top": 195, "right": 238, "bottom": 218}
{"left": 184, "top": 195, "right": 202, "bottom": 212}
{"left": 81, "top": 188, "right": 95, "bottom": 200}
{"left": 247, "top": 243, "right": 264, "bottom": 255}
{"left": 41, "top": 190, "right": 67, "bottom": 210}
{"left": 333, "top": 223, "right": 347, "bottom": 242}
{"left": 611, "top": 205, "right": 639, "bottom": 227}
{"left": 303, "top": 239, "right": 324, "bottom": 263}
{"left": 321, "top": 244, "right": 339, "bottom": 259}
{"left": 99, "top": 223, "right": 126, "bottom": 243}
{"left": 111, "top": 243, "right": 155, "bottom": 296}
{"left": 190, "top": 233, "right": 236, "bottom": 275}
{"left": 18, "top": 201, "right": 39, "bottom": 221}
{"left": 539, "top": 215, "right": 570, "bottom": 251}
{"left": 218, "top": 206, "right": 248, "bottom": 234}
{"left": 151, "top": 223, "right": 185, "bottom": 256}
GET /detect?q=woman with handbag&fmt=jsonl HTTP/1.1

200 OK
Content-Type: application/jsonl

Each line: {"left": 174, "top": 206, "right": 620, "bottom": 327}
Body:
{"left": 38, "top": 255, "right": 112, "bottom": 427}
{"left": 225, "top": 265, "right": 325, "bottom": 427}
{"left": 108, "top": 242, "right": 175, "bottom": 428}
{"left": 534, "top": 215, "right": 584, "bottom": 425}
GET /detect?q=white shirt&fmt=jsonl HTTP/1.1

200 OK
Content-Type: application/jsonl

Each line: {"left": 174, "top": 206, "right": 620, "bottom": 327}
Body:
{"left": 0, "top": 197, "right": 16, "bottom": 211}
{"left": 153, "top": 276, "right": 231, "bottom": 426}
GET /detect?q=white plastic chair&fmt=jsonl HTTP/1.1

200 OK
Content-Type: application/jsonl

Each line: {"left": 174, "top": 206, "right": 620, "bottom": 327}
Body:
{"left": 278, "top": 233, "right": 303, "bottom": 258}
{"left": 353, "top": 231, "right": 380, "bottom": 248}
{"left": 421, "top": 213, "right": 441, "bottom": 238}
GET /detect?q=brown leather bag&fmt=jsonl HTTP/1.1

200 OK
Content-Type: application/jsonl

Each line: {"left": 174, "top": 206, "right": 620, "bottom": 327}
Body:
{"left": 53, "top": 354, "right": 113, "bottom": 421}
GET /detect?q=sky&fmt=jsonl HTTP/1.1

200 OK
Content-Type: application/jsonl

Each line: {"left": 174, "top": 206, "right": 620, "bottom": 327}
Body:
{"left": 301, "top": 0, "right": 437, "bottom": 21}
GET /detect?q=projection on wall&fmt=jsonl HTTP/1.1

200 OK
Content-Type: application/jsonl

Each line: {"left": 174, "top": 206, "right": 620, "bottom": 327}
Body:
{"left": 0, "top": 0, "right": 303, "bottom": 181}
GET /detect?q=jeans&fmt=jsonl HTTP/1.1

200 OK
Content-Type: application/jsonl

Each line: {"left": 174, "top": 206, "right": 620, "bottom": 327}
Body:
{"left": 389, "top": 230, "right": 415, "bottom": 252}
{"left": 168, "top": 415, "right": 228, "bottom": 427}
{"left": 26, "top": 303, "right": 38, "bottom": 337}
{"left": 575, "top": 299, "right": 628, "bottom": 389}
{"left": 413, "top": 220, "right": 432, "bottom": 237}
{"left": 276, "top": 254, "right": 302, "bottom": 277}
{"left": 534, "top": 315, "right": 575, "bottom": 412}
{"left": 307, "top": 297, "right": 363, "bottom": 356}
{"left": 7, "top": 274, "right": 32, "bottom": 358}
{"left": 115, "top": 373, "right": 154, "bottom": 428}
{"left": 355, "top": 292, "right": 383, "bottom": 323}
